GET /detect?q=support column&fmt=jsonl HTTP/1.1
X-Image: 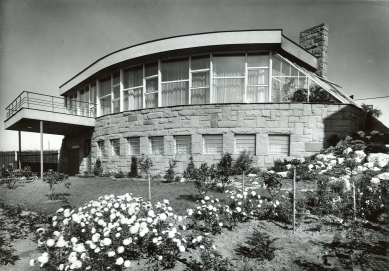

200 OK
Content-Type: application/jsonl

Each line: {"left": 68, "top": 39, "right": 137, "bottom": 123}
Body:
{"left": 18, "top": 131, "right": 21, "bottom": 169}
{"left": 40, "top": 121, "right": 44, "bottom": 180}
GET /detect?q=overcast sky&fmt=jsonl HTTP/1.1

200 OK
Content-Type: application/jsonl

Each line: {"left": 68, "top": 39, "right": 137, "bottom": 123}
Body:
{"left": 1, "top": 0, "right": 388, "bottom": 151}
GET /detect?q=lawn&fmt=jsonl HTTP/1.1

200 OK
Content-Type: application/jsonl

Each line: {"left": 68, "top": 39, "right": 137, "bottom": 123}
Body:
{"left": 0, "top": 177, "right": 232, "bottom": 215}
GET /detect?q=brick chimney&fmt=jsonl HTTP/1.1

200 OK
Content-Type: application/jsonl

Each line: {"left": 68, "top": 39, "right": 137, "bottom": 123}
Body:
{"left": 299, "top": 23, "right": 329, "bottom": 79}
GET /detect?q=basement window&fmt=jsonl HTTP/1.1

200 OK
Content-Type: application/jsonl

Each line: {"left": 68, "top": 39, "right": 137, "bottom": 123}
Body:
{"left": 203, "top": 135, "right": 223, "bottom": 154}
{"left": 128, "top": 137, "right": 140, "bottom": 156}
{"left": 110, "top": 139, "right": 120, "bottom": 156}
{"left": 268, "top": 135, "right": 290, "bottom": 155}
{"left": 234, "top": 134, "right": 256, "bottom": 155}
{"left": 174, "top": 135, "right": 191, "bottom": 155}
{"left": 149, "top": 136, "right": 164, "bottom": 155}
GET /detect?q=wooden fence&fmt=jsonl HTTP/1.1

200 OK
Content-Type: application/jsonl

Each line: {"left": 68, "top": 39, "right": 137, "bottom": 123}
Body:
{"left": 0, "top": 151, "right": 59, "bottom": 173}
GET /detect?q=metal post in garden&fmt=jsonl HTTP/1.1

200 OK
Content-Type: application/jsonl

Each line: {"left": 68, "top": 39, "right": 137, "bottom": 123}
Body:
{"left": 293, "top": 167, "right": 296, "bottom": 233}
{"left": 242, "top": 172, "right": 245, "bottom": 196}
{"left": 148, "top": 174, "right": 151, "bottom": 203}
{"left": 353, "top": 182, "right": 356, "bottom": 221}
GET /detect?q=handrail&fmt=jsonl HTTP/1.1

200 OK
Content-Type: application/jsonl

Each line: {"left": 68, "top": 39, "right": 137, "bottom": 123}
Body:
{"left": 5, "top": 91, "right": 105, "bottom": 120}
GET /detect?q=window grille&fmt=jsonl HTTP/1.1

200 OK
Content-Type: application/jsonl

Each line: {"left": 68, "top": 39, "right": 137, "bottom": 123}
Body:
{"left": 110, "top": 139, "right": 120, "bottom": 156}
{"left": 128, "top": 137, "right": 140, "bottom": 156}
{"left": 268, "top": 135, "right": 290, "bottom": 155}
{"left": 203, "top": 135, "right": 223, "bottom": 154}
{"left": 174, "top": 135, "right": 191, "bottom": 154}
{"left": 149, "top": 137, "right": 164, "bottom": 155}
{"left": 234, "top": 134, "right": 256, "bottom": 155}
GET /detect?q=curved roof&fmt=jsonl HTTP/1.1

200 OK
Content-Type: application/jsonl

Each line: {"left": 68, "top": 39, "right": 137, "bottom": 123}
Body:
{"left": 59, "top": 30, "right": 318, "bottom": 95}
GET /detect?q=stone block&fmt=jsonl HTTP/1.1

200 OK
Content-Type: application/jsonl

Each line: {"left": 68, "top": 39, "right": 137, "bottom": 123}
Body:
{"left": 290, "top": 142, "right": 305, "bottom": 153}
{"left": 289, "top": 116, "right": 300, "bottom": 123}
{"left": 262, "top": 110, "right": 271, "bottom": 117}
{"left": 280, "top": 110, "right": 292, "bottom": 117}
{"left": 266, "top": 121, "right": 281, "bottom": 128}
{"left": 305, "top": 142, "right": 324, "bottom": 152}
{"left": 290, "top": 134, "right": 300, "bottom": 142}
{"left": 223, "top": 134, "right": 234, "bottom": 154}
{"left": 128, "top": 115, "right": 137, "bottom": 122}
{"left": 211, "top": 114, "right": 219, "bottom": 128}
{"left": 243, "top": 120, "right": 257, "bottom": 128}
{"left": 256, "top": 134, "right": 268, "bottom": 155}
{"left": 293, "top": 109, "right": 303, "bottom": 117}
{"left": 256, "top": 117, "right": 267, "bottom": 128}
{"left": 218, "top": 121, "right": 236, "bottom": 128}
{"left": 303, "top": 105, "right": 312, "bottom": 116}
{"left": 178, "top": 109, "right": 197, "bottom": 116}
{"left": 279, "top": 104, "right": 290, "bottom": 110}
{"left": 303, "top": 128, "right": 312, "bottom": 135}
{"left": 237, "top": 111, "right": 244, "bottom": 127}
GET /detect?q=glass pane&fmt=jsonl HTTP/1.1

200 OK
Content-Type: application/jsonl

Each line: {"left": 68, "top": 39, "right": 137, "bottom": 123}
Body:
{"left": 161, "top": 58, "right": 189, "bottom": 82}
{"left": 100, "top": 96, "right": 111, "bottom": 115}
{"left": 247, "top": 86, "right": 268, "bottom": 103}
{"left": 272, "top": 55, "right": 281, "bottom": 77}
{"left": 248, "top": 69, "right": 269, "bottom": 85}
{"left": 145, "top": 93, "right": 158, "bottom": 108}
{"left": 175, "top": 135, "right": 191, "bottom": 154}
{"left": 213, "top": 54, "right": 245, "bottom": 77}
{"left": 203, "top": 135, "right": 223, "bottom": 154}
{"left": 291, "top": 65, "right": 298, "bottom": 76}
{"left": 112, "top": 72, "right": 120, "bottom": 85}
{"left": 90, "top": 84, "right": 96, "bottom": 104}
{"left": 281, "top": 60, "right": 290, "bottom": 77}
{"left": 191, "top": 55, "right": 210, "bottom": 70}
{"left": 234, "top": 134, "right": 256, "bottom": 154}
{"left": 150, "top": 137, "right": 164, "bottom": 155}
{"left": 145, "top": 62, "right": 158, "bottom": 77}
{"left": 298, "top": 77, "right": 307, "bottom": 89}
{"left": 113, "top": 85, "right": 120, "bottom": 99}
{"left": 110, "top": 139, "right": 120, "bottom": 156}
{"left": 113, "top": 99, "right": 120, "bottom": 113}
{"left": 100, "top": 77, "right": 111, "bottom": 96}
{"left": 212, "top": 78, "right": 245, "bottom": 103}
{"left": 123, "top": 66, "right": 143, "bottom": 88}
{"left": 162, "top": 81, "right": 189, "bottom": 106}
{"left": 192, "top": 71, "right": 209, "bottom": 87}
{"left": 128, "top": 138, "right": 140, "bottom": 156}
{"left": 191, "top": 88, "right": 210, "bottom": 104}
{"left": 248, "top": 53, "right": 269, "bottom": 67}
{"left": 271, "top": 78, "right": 296, "bottom": 102}
{"left": 146, "top": 78, "right": 158, "bottom": 93}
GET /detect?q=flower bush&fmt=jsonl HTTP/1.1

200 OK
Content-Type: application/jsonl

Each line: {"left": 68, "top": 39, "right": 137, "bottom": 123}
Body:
{"left": 32, "top": 194, "right": 186, "bottom": 270}
{"left": 187, "top": 196, "right": 223, "bottom": 234}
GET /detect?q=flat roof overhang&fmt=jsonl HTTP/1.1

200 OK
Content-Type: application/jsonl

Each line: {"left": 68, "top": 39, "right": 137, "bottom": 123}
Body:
{"left": 60, "top": 30, "right": 318, "bottom": 96}
{"left": 4, "top": 108, "right": 95, "bottom": 135}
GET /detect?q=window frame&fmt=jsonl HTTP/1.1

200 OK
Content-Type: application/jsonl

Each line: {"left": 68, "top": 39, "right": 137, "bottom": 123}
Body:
{"left": 174, "top": 135, "right": 191, "bottom": 155}
{"left": 97, "top": 140, "right": 106, "bottom": 157}
{"left": 268, "top": 134, "right": 290, "bottom": 156}
{"left": 234, "top": 134, "right": 256, "bottom": 155}
{"left": 202, "top": 134, "right": 223, "bottom": 155}
{"left": 110, "top": 139, "right": 121, "bottom": 156}
{"left": 127, "top": 137, "right": 140, "bottom": 156}
{"left": 149, "top": 136, "right": 164, "bottom": 155}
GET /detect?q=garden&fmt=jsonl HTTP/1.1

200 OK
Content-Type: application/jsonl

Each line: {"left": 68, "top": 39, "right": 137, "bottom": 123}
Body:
{"left": 1, "top": 129, "right": 389, "bottom": 271}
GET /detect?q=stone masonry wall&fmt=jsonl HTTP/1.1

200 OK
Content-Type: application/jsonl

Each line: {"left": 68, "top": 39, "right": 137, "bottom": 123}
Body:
{"left": 300, "top": 23, "right": 329, "bottom": 79}
{"left": 88, "top": 103, "right": 363, "bottom": 175}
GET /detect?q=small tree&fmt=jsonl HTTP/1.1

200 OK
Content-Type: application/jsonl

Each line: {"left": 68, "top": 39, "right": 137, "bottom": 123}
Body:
{"left": 362, "top": 103, "right": 383, "bottom": 131}
{"left": 93, "top": 158, "right": 103, "bottom": 176}
{"left": 216, "top": 153, "right": 234, "bottom": 193}
{"left": 193, "top": 162, "right": 216, "bottom": 197}
{"left": 233, "top": 150, "right": 254, "bottom": 194}
{"left": 183, "top": 156, "right": 197, "bottom": 180}
{"left": 138, "top": 154, "right": 154, "bottom": 201}
{"left": 164, "top": 159, "right": 178, "bottom": 183}
{"left": 42, "top": 170, "right": 70, "bottom": 200}
{"left": 128, "top": 156, "right": 139, "bottom": 178}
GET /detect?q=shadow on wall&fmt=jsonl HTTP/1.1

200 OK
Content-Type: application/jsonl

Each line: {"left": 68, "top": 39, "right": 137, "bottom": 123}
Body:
{"left": 323, "top": 104, "right": 389, "bottom": 148}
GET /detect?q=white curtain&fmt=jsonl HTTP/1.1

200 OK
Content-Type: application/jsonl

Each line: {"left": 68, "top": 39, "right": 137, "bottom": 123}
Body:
{"left": 212, "top": 78, "right": 244, "bottom": 103}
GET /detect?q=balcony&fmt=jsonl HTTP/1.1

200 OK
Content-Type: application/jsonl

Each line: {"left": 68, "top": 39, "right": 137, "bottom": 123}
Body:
{"left": 4, "top": 91, "right": 96, "bottom": 135}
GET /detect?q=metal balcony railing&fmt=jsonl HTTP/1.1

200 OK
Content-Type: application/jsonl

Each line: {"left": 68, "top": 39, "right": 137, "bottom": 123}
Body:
{"left": 5, "top": 91, "right": 97, "bottom": 120}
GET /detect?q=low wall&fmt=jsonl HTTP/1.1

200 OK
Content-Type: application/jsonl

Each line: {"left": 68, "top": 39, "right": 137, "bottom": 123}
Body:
{"left": 86, "top": 103, "right": 363, "bottom": 174}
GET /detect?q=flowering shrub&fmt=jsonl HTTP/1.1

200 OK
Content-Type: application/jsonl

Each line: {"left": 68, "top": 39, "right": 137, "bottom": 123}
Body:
{"left": 32, "top": 194, "right": 186, "bottom": 270}
{"left": 187, "top": 196, "right": 223, "bottom": 234}
{"left": 2, "top": 166, "right": 36, "bottom": 189}
{"left": 216, "top": 153, "right": 234, "bottom": 192}
{"left": 193, "top": 163, "right": 217, "bottom": 196}
{"left": 187, "top": 246, "right": 233, "bottom": 271}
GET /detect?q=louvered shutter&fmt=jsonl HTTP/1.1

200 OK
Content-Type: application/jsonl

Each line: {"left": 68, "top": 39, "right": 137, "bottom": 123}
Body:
{"left": 128, "top": 138, "right": 140, "bottom": 156}
{"left": 268, "top": 135, "right": 290, "bottom": 155}
{"left": 203, "top": 135, "right": 223, "bottom": 154}
{"left": 234, "top": 134, "right": 256, "bottom": 154}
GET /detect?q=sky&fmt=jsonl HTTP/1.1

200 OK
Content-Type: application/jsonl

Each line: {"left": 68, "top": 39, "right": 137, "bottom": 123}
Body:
{"left": 0, "top": 0, "right": 388, "bottom": 151}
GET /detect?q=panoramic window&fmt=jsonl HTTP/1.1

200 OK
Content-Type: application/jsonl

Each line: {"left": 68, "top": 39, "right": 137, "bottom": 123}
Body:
{"left": 268, "top": 135, "right": 290, "bottom": 155}
{"left": 127, "top": 137, "right": 140, "bottom": 156}
{"left": 191, "top": 55, "right": 210, "bottom": 104}
{"left": 100, "top": 77, "right": 111, "bottom": 115}
{"left": 145, "top": 63, "right": 158, "bottom": 108}
{"left": 112, "top": 72, "right": 120, "bottom": 113}
{"left": 234, "top": 134, "right": 256, "bottom": 155}
{"left": 174, "top": 135, "right": 191, "bottom": 155}
{"left": 67, "top": 92, "right": 77, "bottom": 115}
{"left": 271, "top": 54, "right": 308, "bottom": 102}
{"left": 110, "top": 139, "right": 120, "bottom": 156}
{"left": 123, "top": 65, "right": 143, "bottom": 111}
{"left": 212, "top": 54, "right": 245, "bottom": 103}
{"left": 247, "top": 53, "right": 269, "bottom": 103}
{"left": 203, "top": 135, "right": 223, "bottom": 154}
{"left": 80, "top": 87, "right": 89, "bottom": 116}
{"left": 161, "top": 58, "right": 189, "bottom": 106}
{"left": 149, "top": 136, "right": 164, "bottom": 155}
{"left": 98, "top": 141, "right": 106, "bottom": 157}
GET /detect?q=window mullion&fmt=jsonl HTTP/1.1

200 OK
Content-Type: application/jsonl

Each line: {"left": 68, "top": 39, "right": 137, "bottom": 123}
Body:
{"left": 268, "top": 51, "right": 272, "bottom": 102}
{"left": 158, "top": 59, "right": 161, "bottom": 107}
{"left": 142, "top": 64, "right": 146, "bottom": 109}
{"left": 244, "top": 53, "right": 248, "bottom": 103}
{"left": 210, "top": 52, "right": 213, "bottom": 103}
{"left": 189, "top": 57, "right": 192, "bottom": 105}
{"left": 119, "top": 69, "right": 124, "bottom": 112}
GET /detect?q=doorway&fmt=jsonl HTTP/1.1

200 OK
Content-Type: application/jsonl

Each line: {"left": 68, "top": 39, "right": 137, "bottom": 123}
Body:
{"left": 69, "top": 148, "right": 80, "bottom": 176}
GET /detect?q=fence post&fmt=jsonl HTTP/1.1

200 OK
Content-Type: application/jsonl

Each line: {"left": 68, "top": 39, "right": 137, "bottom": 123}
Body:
{"left": 293, "top": 167, "right": 296, "bottom": 233}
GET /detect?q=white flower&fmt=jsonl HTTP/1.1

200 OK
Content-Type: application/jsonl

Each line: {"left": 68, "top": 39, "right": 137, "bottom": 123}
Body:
{"left": 159, "top": 213, "right": 167, "bottom": 221}
{"left": 200, "top": 245, "right": 205, "bottom": 249}
{"left": 251, "top": 191, "right": 256, "bottom": 196}
{"left": 56, "top": 237, "right": 67, "bottom": 248}
{"left": 74, "top": 244, "right": 85, "bottom": 253}
{"left": 148, "top": 210, "right": 155, "bottom": 217}
{"left": 130, "top": 223, "right": 140, "bottom": 234}
{"left": 124, "top": 260, "right": 131, "bottom": 267}
{"left": 107, "top": 251, "right": 116, "bottom": 257}
{"left": 92, "top": 233, "right": 100, "bottom": 243}
{"left": 46, "top": 239, "right": 55, "bottom": 247}
{"left": 196, "top": 236, "right": 203, "bottom": 242}
{"left": 71, "top": 237, "right": 78, "bottom": 244}
{"left": 94, "top": 247, "right": 101, "bottom": 253}
{"left": 103, "top": 238, "right": 112, "bottom": 246}
{"left": 164, "top": 199, "right": 169, "bottom": 205}
{"left": 179, "top": 245, "right": 185, "bottom": 252}
{"left": 276, "top": 200, "right": 280, "bottom": 205}
{"left": 123, "top": 238, "right": 132, "bottom": 245}
{"left": 30, "top": 259, "right": 35, "bottom": 266}
{"left": 236, "top": 207, "right": 242, "bottom": 212}
{"left": 115, "top": 257, "right": 124, "bottom": 265}
{"left": 204, "top": 196, "right": 210, "bottom": 201}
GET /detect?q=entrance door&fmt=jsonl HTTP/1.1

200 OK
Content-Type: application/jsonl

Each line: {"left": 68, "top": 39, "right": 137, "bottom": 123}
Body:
{"left": 69, "top": 148, "right": 79, "bottom": 176}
